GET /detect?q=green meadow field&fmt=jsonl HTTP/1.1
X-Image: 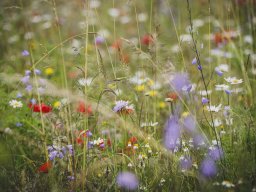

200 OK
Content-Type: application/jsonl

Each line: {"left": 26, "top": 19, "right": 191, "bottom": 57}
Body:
{"left": 1, "top": 0, "right": 256, "bottom": 191}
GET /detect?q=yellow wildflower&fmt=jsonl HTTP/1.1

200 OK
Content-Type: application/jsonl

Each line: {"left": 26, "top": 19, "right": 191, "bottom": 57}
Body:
{"left": 44, "top": 67, "right": 54, "bottom": 76}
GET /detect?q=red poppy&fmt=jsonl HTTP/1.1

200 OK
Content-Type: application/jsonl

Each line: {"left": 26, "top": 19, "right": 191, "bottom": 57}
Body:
{"left": 120, "top": 53, "right": 130, "bottom": 64}
{"left": 236, "top": 0, "right": 256, "bottom": 5}
{"left": 76, "top": 137, "right": 83, "bottom": 145}
{"left": 107, "top": 138, "right": 112, "bottom": 147}
{"left": 141, "top": 34, "right": 153, "bottom": 46}
{"left": 68, "top": 71, "right": 79, "bottom": 79}
{"left": 77, "top": 101, "right": 92, "bottom": 115}
{"left": 38, "top": 161, "right": 52, "bottom": 173}
{"left": 214, "top": 30, "right": 237, "bottom": 46}
{"left": 214, "top": 32, "right": 224, "bottom": 45}
{"left": 129, "top": 136, "right": 138, "bottom": 144}
{"left": 111, "top": 39, "right": 122, "bottom": 50}
{"left": 29, "top": 103, "right": 52, "bottom": 113}
{"left": 167, "top": 92, "right": 178, "bottom": 102}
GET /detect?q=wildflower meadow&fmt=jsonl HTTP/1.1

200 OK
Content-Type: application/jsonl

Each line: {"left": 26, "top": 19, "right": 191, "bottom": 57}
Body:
{"left": 1, "top": 0, "right": 256, "bottom": 191}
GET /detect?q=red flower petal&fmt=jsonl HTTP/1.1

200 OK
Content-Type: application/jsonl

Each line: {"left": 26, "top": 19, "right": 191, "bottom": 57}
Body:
{"left": 38, "top": 161, "right": 52, "bottom": 173}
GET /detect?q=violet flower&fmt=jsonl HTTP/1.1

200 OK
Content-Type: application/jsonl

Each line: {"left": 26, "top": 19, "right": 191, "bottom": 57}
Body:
{"left": 22, "top": 50, "right": 29, "bottom": 56}
{"left": 180, "top": 156, "right": 192, "bottom": 171}
{"left": 202, "top": 97, "right": 209, "bottom": 104}
{"left": 21, "top": 76, "right": 30, "bottom": 84}
{"left": 170, "top": 73, "right": 191, "bottom": 92}
{"left": 164, "top": 116, "right": 181, "bottom": 151}
{"left": 113, "top": 100, "right": 131, "bottom": 113}
{"left": 183, "top": 115, "right": 196, "bottom": 133}
{"left": 116, "top": 172, "right": 139, "bottom": 190}
{"left": 200, "top": 158, "right": 217, "bottom": 177}
{"left": 192, "top": 57, "right": 197, "bottom": 65}
{"left": 208, "top": 146, "right": 223, "bottom": 161}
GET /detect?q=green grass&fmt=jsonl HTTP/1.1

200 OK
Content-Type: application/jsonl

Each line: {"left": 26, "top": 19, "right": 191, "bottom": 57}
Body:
{"left": 0, "top": 0, "right": 256, "bottom": 191}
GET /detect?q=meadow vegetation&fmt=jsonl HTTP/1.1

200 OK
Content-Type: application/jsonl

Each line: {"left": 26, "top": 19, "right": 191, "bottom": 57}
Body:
{"left": 0, "top": 0, "right": 256, "bottom": 191}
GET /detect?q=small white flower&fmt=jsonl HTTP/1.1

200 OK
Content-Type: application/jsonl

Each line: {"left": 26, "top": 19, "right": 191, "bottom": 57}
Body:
{"left": 238, "top": 179, "right": 243, "bottom": 184}
{"left": 231, "top": 87, "right": 243, "bottom": 93}
{"left": 199, "top": 90, "right": 212, "bottom": 96}
{"left": 128, "top": 163, "right": 133, "bottom": 167}
{"left": 213, "top": 182, "right": 220, "bottom": 186}
{"left": 140, "top": 121, "right": 158, "bottom": 127}
{"left": 180, "top": 34, "right": 192, "bottom": 42}
{"left": 244, "top": 35, "right": 253, "bottom": 44}
{"left": 225, "top": 77, "right": 243, "bottom": 84}
{"left": 212, "top": 140, "right": 218, "bottom": 145}
{"left": 89, "top": 0, "right": 101, "bottom": 8}
{"left": 215, "top": 84, "right": 229, "bottom": 91}
{"left": 4, "top": 128, "right": 13, "bottom": 135}
{"left": 9, "top": 100, "right": 23, "bottom": 108}
{"left": 206, "top": 104, "right": 222, "bottom": 112}
{"left": 138, "top": 13, "right": 147, "bottom": 22}
{"left": 120, "top": 16, "right": 131, "bottom": 24}
{"left": 211, "top": 119, "right": 222, "bottom": 127}
{"left": 78, "top": 78, "right": 92, "bottom": 86}
{"left": 144, "top": 143, "right": 150, "bottom": 148}
{"left": 225, "top": 118, "right": 233, "bottom": 125}
{"left": 216, "top": 64, "right": 229, "bottom": 72}
{"left": 108, "top": 8, "right": 120, "bottom": 18}
{"left": 160, "top": 178, "right": 166, "bottom": 183}
{"left": 61, "top": 98, "right": 70, "bottom": 106}
{"left": 220, "top": 130, "right": 226, "bottom": 135}
{"left": 222, "top": 180, "right": 235, "bottom": 188}
{"left": 94, "top": 138, "right": 104, "bottom": 145}
{"left": 192, "top": 163, "right": 198, "bottom": 169}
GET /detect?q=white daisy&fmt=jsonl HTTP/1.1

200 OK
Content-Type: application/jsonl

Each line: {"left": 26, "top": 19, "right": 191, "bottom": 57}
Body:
{"left": 210, "top": 119, "right": 222, "bottom": 127}
{"left": 225, "top": 77, "right": 243, "bottom": 84}
{"left": 78, "top": 77, "right": 92, "bottom": 86}
{"left": 215, "top": 64, "right": 229, "bottom": 72}
{"left": 108, "top": 8, "right": 120, "bottom": 18}
{"left": 222, "top": 180, "right": 235, "bottom": 188}
{"left": 199, "top": 90, "right": 212, "bottom": 96}
{"left": 215, "top": 84, "right": 229, "bottom": 91}
{"left": 9, "top": 100, "right": 23, "bottom": 108}
{"left": 138, "top": 13, "right": 148, "bottom": 22}
{"left": 206, "top": 104, "right": 222, "bottom": 112}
